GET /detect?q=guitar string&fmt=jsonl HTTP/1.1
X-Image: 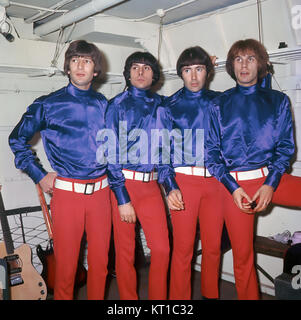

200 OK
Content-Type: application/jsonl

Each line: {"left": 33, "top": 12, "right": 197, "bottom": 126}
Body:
{"left": 0, "top": 213, "right": 50, "bottom": 273}
{"left": 0, "top": 212, "right": 89, "bottom": 273}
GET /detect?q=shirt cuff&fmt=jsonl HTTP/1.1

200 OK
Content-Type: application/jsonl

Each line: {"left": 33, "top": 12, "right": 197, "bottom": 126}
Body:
{"left": 112, "top": 186, "right": 131, "bottom": 206}
{"left": 220, "top": 173, "right": 240, "bottom": 194}
{"left": 264, "top": 170, "right": 282, "bottom": 191}
{"left": 25, "top": 163, "right": 48, "bottom": 184}
{"left": 162, "top": 176, "right": 179, "bottom": 196}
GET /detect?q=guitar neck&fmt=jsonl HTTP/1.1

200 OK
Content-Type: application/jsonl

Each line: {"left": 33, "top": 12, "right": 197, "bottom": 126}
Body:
{"left": 36, "top": 185, "right": 53, "bottom": 239}
{"left": 0, "top": 191, "right": 15, "bottom": 255}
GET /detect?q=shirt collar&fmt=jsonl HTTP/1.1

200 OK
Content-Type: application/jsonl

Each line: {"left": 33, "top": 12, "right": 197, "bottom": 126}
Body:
{"left": 128, "top": 86, "right": 153, "bottom": 101}
{"left": 67, "top": 82, "right": 93, "bottom": 97}
{"left": 236, "top": 83, "right": 258, "bottom": 95}
{"left": 183, "top": 87, "right": 204, "bottom": 98}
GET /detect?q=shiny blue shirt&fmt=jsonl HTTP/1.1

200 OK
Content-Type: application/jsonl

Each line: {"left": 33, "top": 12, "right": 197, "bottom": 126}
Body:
{"left": 9, "top": 82, "right": 108, "bottom": 183}
{"left": 157, "top": 86, "right": 220, "bottom": 194}
{"left": 105, "top": 85, "right": 178, "bottom": 205}
{"left": 205, "top": 83, "right": 295, "bottom": 194}
{"left": 160, "top": 86, "right": 220, "bottom": 167}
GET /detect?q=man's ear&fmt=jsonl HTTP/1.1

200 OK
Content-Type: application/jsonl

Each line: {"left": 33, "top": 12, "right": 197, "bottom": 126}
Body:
{"left": 94, "top": 72, "right": 98, "bottom": 77}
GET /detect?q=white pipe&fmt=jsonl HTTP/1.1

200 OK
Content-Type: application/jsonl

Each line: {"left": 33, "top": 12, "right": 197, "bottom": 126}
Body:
{"left": 10, "top": 1, "right": 67, "bottom": 13}
{"left": 34, "top": 0, "right": 124, "bottom": 36}
{"left": 25, "top": 0, "right": 76, "bottom": 24}
{"left": 103, "top": 0, "right": 199, "bottom": 22}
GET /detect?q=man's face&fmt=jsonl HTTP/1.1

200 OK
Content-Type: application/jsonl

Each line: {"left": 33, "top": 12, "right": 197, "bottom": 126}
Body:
{"left": 181, "top": 64, "right": 207, "bottom": 92}
{"left": 233, "top": 51, "right": 258, "bottom": 87}
{"left": 129, "top": 63, "right": 154, "bottom": 90}
{"left": 68, "top": 56, "right": 97, "bottom": 90}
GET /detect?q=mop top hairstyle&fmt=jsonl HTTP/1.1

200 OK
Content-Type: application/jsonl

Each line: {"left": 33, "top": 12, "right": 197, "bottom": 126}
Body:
{"left": 176, "top": 46, "right": 214, "bottom": 79}
{"left": 64, "top": 40, "right": 102, "bottom": 81}
{"left": 226, "top": 38, "right": 269, "bottom": 81}
{"left": 123, "top": 51, "right": 161, "bottom": 87}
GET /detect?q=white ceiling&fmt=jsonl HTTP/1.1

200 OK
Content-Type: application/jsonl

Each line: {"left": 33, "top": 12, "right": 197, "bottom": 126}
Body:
{"left": 4, "top": 0, "right": 248, "bottom": 28}
{"left": 0, "top": 0, "right": 250, "bottom": 76}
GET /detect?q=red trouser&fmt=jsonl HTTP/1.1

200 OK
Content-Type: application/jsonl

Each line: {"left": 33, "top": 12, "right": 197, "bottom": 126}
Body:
{"left": 50, "top": 176, "right": 111, "bottom": 300}
{"left": 111, "top": 179, "right": 170, "bottom": 300}
{"left": 201, "top": 173, "right": 301, "bottom": 300}
{"left": 169, "top": 173, "right": 223, "bottom": 300}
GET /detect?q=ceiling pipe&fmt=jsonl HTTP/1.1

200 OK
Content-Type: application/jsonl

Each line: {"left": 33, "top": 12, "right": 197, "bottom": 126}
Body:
{"left": 34, "top": 0, "right": 124, "bottom": 37}
{"left": 25, "top": 0, "right": 75, "bottom": 24}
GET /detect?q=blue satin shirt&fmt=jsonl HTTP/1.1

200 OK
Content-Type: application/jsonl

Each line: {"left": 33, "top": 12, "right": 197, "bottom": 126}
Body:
{"left": 157, "top": 87, "right": 219, "bottom": 193}
{"left": 205, "top": 83, "right": 295, "bottom": 194}
{"left": 105, "top": 85, "right": 178, "bottom": 205}
{"left": 9, "top": 82, "right": 108, "bottom": 183}
{"left": 159, "top": 86, "right": 220, "bottom": 167}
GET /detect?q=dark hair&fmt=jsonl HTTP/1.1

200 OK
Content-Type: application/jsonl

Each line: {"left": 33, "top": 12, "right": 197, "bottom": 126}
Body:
{"left": 123, "top": 51, "right": 161, "bottom": 87}
{"left": 64, "top": 40, "right": 102, "bottom": 80}
{"left": 176, "top": 46, "right": 214, "bottom": 79}
{"left": 226, "top": 39, "right": 269, "bottom": 81}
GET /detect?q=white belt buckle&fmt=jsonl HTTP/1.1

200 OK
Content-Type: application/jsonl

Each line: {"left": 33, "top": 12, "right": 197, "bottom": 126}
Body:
{"left": 84, "top": 182, "right": 95, "bottom": 195}
{"left": 143, "top": 172, "right": 151, "bottom": 182}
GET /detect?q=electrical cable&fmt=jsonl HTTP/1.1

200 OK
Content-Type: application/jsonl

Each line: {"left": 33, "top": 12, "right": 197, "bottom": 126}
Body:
{"left": 256, "top": 0, "right": 263, "bottom": 43}
{"left": 256, "top": 0, "right": 283, "bottom": 92}
{"left": 10, "top": 1, "right": 67, "bottom": 14}
{"left": 157, "top": 16, "right": 164, "bottom": 63}
{"left": 25, "top": 0, "right": 75, "bottom": 24}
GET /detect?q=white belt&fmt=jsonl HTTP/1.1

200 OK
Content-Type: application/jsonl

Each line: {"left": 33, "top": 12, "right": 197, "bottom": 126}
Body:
{"left": 175, "top": 166, "right": 212, "bottom": 177}
{"left": 230, "top": 167, "right": 269, "bottom": 181}
{"left": 122, "top": 169, "right": 158, "bottom": 182}
{"left": 54, "top": 177, "right": 108, "bottom": 195}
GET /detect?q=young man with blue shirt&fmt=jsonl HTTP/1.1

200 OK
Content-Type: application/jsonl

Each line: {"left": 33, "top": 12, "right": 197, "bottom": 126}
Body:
{"left": 206, "top": 39, "right": 301, "bottom": 299}
{"left": 9, "top": 40, "right": 111, "bottom": 300}
{"left": 161, "top": 46, "right": 223, "bottom": 300}
{"left": 105, "top": 51, "right": 180, "bottom": 300}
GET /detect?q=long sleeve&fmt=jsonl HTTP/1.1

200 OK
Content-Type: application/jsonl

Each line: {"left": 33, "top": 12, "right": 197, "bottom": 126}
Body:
{"left": 105, "top": 97, "right": 131, "bottom": 206}
{"left": 105, "top": 86, "right": 179, "bottom": 204}
{"left": 9, "top": 83, "right": 108, "bottom": 183}
{"left": 9, "top": 100, "right": 48, "bottom": 184}
{"left": 205, "top": 84, "right": 295, "bottom": 194}
{"left": 264, "top": 94, "right": 294, "bottom": 190}
{"left": 159, "top": 87, "right": 220, "bottom": 194}
{"left": 205, "top": 102, "right": 240, "bottom": 194}
{"left": 155, "top": 105, "right": 179, "bottom": 195}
